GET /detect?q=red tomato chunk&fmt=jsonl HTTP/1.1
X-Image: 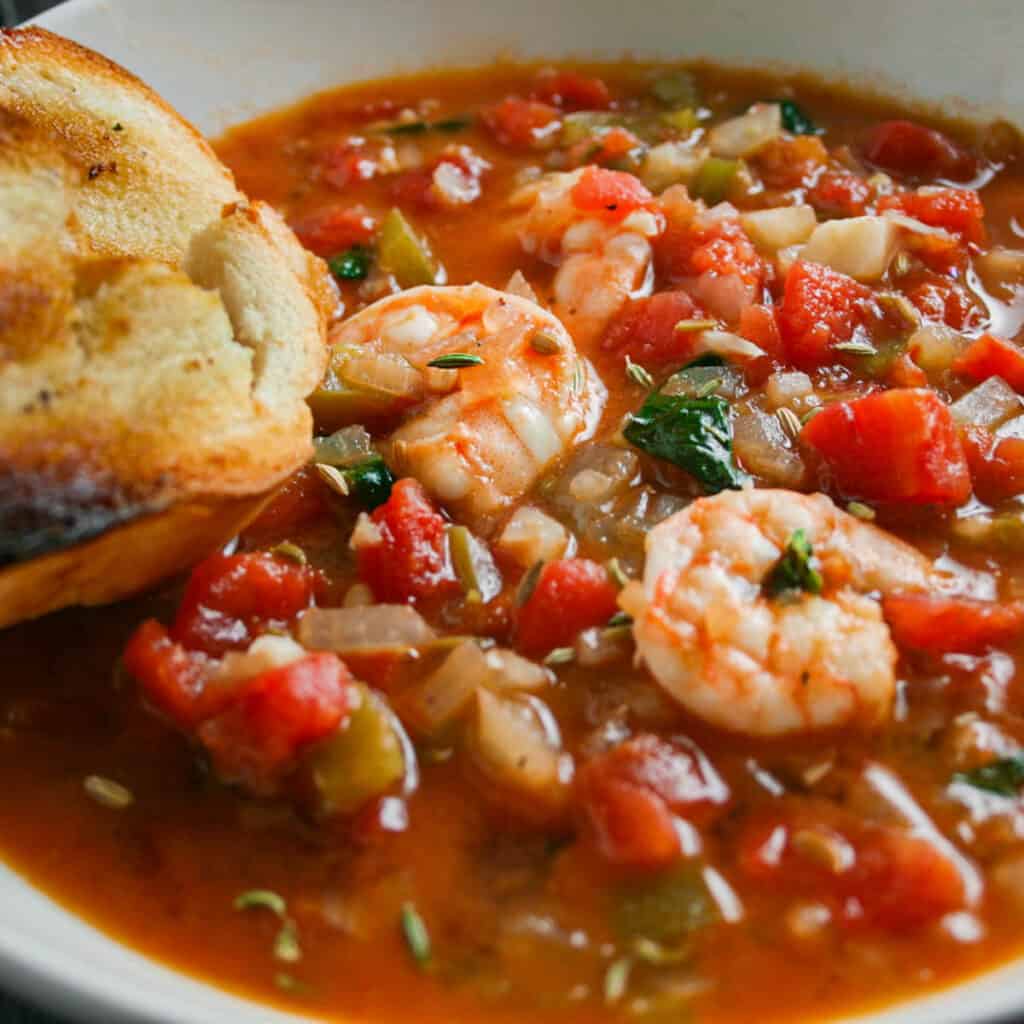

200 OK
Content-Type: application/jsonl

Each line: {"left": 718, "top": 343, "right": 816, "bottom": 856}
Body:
{"left": 578, "top": 735, "right": 729, "bottom": 870}
{"left": 532, "top": 70, "right": 611, "bottom": 111}
{"left": 571, "top": 166, "right": 652, "bottom": 220}
{"left": 198, "top": 654, "right": 356, "bottom": 794}
{"left": 740, "top": 811, "right": 966, "bottom": 933}
{"left": 864, "top": 120, "right": 975, "bottom": 180}
{"left": 802, "top": 389, "right": 971, "bottom": 505}
{"left": 879, "top": 188, "right": 985, "bottom": 245}
{"left": 171, "top": 552, "right": 318, "bottom": 658}
{"left": 904, "top": 273, "right": 985, "bottom": 331}
{"left": 290, "top": 205, "right": 377, "bottom": 258}
{"left": 778, "top": 261, "right": 875, "bottom": 368}
{"left": 355, "top": 478, "right": 459, "bottom": 604}
{"left": 483, "top": 97, "right": 561, "bottom": 149}
{"left": 884, "top": 594, "right": 1024, "bottom": 655}
{"left": 954, "top": 334, "right": 1024, "bottom": 393}
{"left": 961, "top": 425, "right": 1024, "bottom": 503}
{"left": 602, "top": 290, "right": 702, "bottom": 369}
{"left": 516, "top": 558, "right": 619, "bottom": 656}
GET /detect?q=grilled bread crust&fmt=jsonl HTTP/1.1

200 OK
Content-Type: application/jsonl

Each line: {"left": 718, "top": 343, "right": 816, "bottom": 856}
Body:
{"left": 0, "top": 28, "right": 333, "bottom": 627}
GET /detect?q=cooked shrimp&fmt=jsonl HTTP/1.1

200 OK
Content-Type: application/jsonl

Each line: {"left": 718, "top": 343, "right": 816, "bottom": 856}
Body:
{"left": 623, "top": 489, "right": 934, "bottom": 736}
{"left": 514, "top": 167, "right": 664, "bottom": 347}
{"left": 326, "top": 283, "right": 604, "bottom": 531}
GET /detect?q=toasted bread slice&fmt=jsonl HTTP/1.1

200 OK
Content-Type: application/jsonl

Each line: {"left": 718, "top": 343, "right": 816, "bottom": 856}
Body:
{"left": 0, "top": 29, "right": 332, "bottom": 627}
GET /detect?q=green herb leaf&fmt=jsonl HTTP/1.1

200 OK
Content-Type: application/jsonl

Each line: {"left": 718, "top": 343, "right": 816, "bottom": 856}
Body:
{"left": 765, "top": 529, "right": 823, "bottom": 598}
{"left": 343, "top": 455, "right": 395, "bottom": 510}
{"left": 386, "top": 120, "right": 430, "bottom": 135}
{"left": 954, "top": 755, "right": 1024, "bottom": 796}
{"left": 328, "top": 245, "right": 372, "bottom": 281}
{"left": 625, "top": 355, "right": 654, "bottom": 389}
{"left": 543, "top": 646, "right": 576, "bottom": 667}
{"left": 234, "top": 890, "right": 287, "bottom": 917}
{"left": 682, "top": 352, "right": 726, "bottom": 370}
{"left": 624, "top": 392, "right": 746, "bottom": 494}
{"left": 427, "top": 352, "right": 484, "bottom": 369}
{"left": 776, "top": 99, "right": 819, "bottom": 136}
{"left": 274, "top": 921, "right": 302, "bottom": 963}
{"left": 603, "top": 957, "right": 632, "bottom": 1005}
{"left": 400, "top": 901, "right": 432, "bottom": 965}
{"left": 435, "top": 116, "right": 472, "bottom": 132}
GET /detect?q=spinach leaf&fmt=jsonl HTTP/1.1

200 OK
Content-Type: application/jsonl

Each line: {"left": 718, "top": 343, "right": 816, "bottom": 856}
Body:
{"left": 328, "top": 245, "right": 372, "bottom": 281}
{"left": 624, "top": 392, "right": 746, "bottom": 493}
{"left": 776, "top": 99, "right": 819, "bottom": 136}
{"left": 954, "top": 755, "right": 1024, "bottom": 797}
{"left": 765, "top": 528, "right": 823, "bottom": 597}
{"left": 345, "top": 456, "right": 395, "bottom": 510}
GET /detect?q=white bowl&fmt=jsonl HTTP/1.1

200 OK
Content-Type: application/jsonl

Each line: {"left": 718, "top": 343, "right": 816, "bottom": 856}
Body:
{"left": 6, "top": 1, "right": 1024, "bottom": 1021}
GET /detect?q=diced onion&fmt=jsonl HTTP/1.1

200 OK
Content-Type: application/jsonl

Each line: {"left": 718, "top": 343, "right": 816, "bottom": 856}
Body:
{"left": 214, "top": 635, "right": 307, "bottom": 685}
{"left": 468, "top": 690, "right": 570, "bottom": 816}
{"left": 504, "top": 269, "right": 539, "bottom": 304}
{"left": 707, "top": 103, "right": 783, "bottom": 159}
{"left": 949, "top": 377, "right": 1023, "bottom": 429}
{"left": 740, "top": 205, "right": 817, "bottom": 253}
{"left": 975, "top": 248, "right": 1024, "bottom": 301}
{"left": 696, "top": 330, "right": 765, "bottom": 361}
{"left": 497, "top": 506, "right": 569, "bottom": 568}
{"left": 640, "top": 141, "right": 705, "bottom": 193}
{"left": 575, "top": 625, "right": 633, "bottom": 667}
{"left": 298, "top": 605, "right": 436, "bottom": 653}
{"left": 882, "top": 210, "right": 956, "bottom": 241}
{"left": 906, "top": 325, "right": 970, "bottom": 376}
{"left": 400, "top": 640, "right": 487, "bottom": 736}
{"left": 733, "top": 407, "right": 806, "bottom": 488}
{"left": 765, "top": 371, "right": 814, "bottom": 410}
{"left": 482, "top": 648, "right": 550, "bottom": 691}
{"left": 313, "top": 425, "right": 375, "bottom": 468}
{"left": 801, "top": 216, "right": 898, "bottom": 282}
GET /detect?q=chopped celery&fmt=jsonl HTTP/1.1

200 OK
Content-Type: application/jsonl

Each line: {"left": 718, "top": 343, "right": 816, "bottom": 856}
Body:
{"left": 857, "top": 338, "right": 907, "bottom": 380}
{"left": 660, "top": 107, "right": 700, "bottom": 136}
{"left": 613, "top": 865, "right": 717, "bottom": 944}
{"left": 561, "top": 111, "right": 623, "bottom": 146}
{"left": 651, "top": 70, "right": 700, "bottom": 108}
{"left": 307, "top": 684, "right": 407, "bottom": 817}
{"left": 308, "top": 381, "right": 402, "bottom": 433}
{"left": 691, "top": 156, "right": 739, "bottom": 204}
{"left": 378, "top": 208, "right": 442, "bottom": 288}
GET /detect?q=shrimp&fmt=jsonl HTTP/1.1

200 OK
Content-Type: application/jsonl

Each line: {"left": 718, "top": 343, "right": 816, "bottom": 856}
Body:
{"left": 325, "top": 283, "right": 604, "bottom": 531}
{"left": 623, "top": 489, "right": 935, "bottom": 736}
{"left": 514, "top": 167, "right": 664, "bottom": 347}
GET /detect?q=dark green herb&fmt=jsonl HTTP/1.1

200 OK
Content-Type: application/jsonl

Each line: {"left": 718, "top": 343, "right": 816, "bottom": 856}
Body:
{"left": 386, "top": 120, "right": 430, "bottom": 135}
{"left": 776, "top": 99, "right": 819, "bottom": 135}
{"left": 385, "top": 116, "right": 472, "bottom": 135}
{"left": 681, "top": 352, "right": 726, "bottom": 370}
{"left": 624, "top": 392, "right": 746, "bottom": 493}
{"left": 401, "top": 901, "right": 432, "bottom": 965}
{"left": 765, "top": 529, "right": 823, "bottom": 598}
{"left": 112, "top": 122, "right": 124, "bottom": 132}
{"left": 436, "top": 116, "right": 473, "bottom": 132}
{"left": 613, "top": 865, "right": 717, "bottom": 944}
{"left": 516, "top": 560, "right": 545, "bottom": 607}
{"left": 328, "top": 245, "right": 372, "bottom": 281}
{"left": 344, "top": 455, "right": 395, "bottom": 510}
{"left": 954, "top": 755, "right": 1024, "bottom": 796}
{"left": 427, "top": 353, "right": 484, "bottom": 369}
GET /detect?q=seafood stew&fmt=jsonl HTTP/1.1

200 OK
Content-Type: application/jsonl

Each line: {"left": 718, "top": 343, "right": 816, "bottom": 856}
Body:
{"left": 3, "top": 61, "right": 1024, "bottom": 1023}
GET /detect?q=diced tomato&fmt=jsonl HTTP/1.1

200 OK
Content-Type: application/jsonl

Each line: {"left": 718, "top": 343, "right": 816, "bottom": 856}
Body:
{"left": 739, "top": 809, "right": 965, "bottom": 933}
{"left": 589, "top": 126, "right": 642, "bottom": 164}
{"left": 123, "top": 619, "right": 212, "bottom": 729}
{"left": 961, "top": 425, "right": 1024, "bottom": 503}
{"left": 807, "top": 169, "right": 872, "bottom": 218}
{"left": 578, "top": 734, "right": 729, "bottom": 870}
{"left": 778, "top": 261, "right": 875, "bottom": 368}
{"left": 354, "top": 478, "right": 459, "bottom": 604}
{"left": 864, "top": 120, "right": 975, "bottom": 180}
{"left": 516, "top": 558, "right": 619, "bottom": 657}
{"left": 886, "top": 352, "right": 929, "bottom": 388}
{"left": 883, "top": 593, "right": 1024, "bottom": 655}
{"left": 319, "top": 139, "right": 377, "bottom": 190}
{"left": 533, "top": 70, "right": 611, "bottom": 111}
{"left": 738, "top": 303, "right": 784, "bottom": 362}
{"left": 904, "top": 273, "right": 985, "bottom": 331}
{"left": 571, "top": 166, "right": 652, "bottom": 221}
{"left": 172, "top": 552, "right": 319, "bottom": 657}
{"left": 483, "top": 96, "right": 560, "bottom": 149}
{"left": 601, "top": 290, "right": 702, "bottom": 368}
{"left": 752, "top": 135, "right": 829, "bottom": 190}
{"left": 289, "top": 205, "right": 377, "bottom": 258}
{"left": 802, "top": 389, "right": 971, "bottom": 505}
{"left": 198, "top": 653, "right": 356, "bottom": 794}
{"left": 242, "top": 467, "right": 328, "bottom": 543}
{"left": 878, "top": 188, "right": 986, "bottom": 245}
{"left": 953, "top": 333, "right": 1024, "bottom": 392}
{"left": 391, "top": 148, "right": 489, "bottom": 209}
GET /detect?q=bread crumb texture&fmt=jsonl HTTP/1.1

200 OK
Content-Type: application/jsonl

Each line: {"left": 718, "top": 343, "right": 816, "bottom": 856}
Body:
{"left": 0, "top": 28, "right": 332, "bottom": 624}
